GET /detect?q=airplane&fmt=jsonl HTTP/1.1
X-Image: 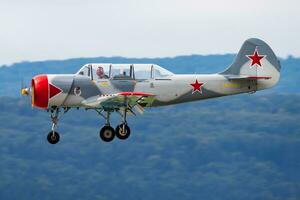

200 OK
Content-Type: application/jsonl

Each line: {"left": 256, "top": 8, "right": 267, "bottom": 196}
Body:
{"left": 21, "top": 38, "right": 281, "bottom": 144}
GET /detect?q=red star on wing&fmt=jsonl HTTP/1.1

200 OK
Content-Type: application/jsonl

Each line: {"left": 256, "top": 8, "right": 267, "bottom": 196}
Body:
{"left": 190, "top": 79, "right": 204, "bottom": 94}
{"left": 247, "top": 49, "right": 266, "bottom": 67}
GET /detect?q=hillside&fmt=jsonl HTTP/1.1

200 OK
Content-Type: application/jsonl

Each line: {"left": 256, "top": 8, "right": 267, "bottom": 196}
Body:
{"left": 0, "top": 93, "right": 299, "bottom": 200}
{"left": 0, "top": 54, "right": 299, "bottom": 199}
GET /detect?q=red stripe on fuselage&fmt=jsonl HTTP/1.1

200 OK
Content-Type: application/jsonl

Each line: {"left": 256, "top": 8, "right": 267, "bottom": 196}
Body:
{"left": 118, "top": 92, "right": 155, "bottom": 96}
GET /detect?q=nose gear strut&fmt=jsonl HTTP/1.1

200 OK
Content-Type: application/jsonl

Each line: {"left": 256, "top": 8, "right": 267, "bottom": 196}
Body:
{"left": 47, "top": 107, "right": 69, "bottom": 144}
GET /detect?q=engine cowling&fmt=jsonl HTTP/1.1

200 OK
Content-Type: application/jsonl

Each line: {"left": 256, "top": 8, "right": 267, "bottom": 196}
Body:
{"left": 31, "top": 75, "right": 64, "bottom": 109}
{"left": 31, "top": 75, "right": 49, "bottom": 109}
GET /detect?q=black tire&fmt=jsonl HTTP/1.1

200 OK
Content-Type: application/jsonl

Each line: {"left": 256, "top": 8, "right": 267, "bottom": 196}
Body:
{"left": 47, "top": 131, "right": 60, "bottom": 144}
{"left": 99, "top": 125, "right": 115, "bottom": 142}
{"left": 115, "top": 123, "right": 131, "bottom": 140}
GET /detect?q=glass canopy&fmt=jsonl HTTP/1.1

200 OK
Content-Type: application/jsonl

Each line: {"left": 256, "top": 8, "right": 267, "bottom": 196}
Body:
{"left": 76, "top": 64, "right": 174, "bottom": 80}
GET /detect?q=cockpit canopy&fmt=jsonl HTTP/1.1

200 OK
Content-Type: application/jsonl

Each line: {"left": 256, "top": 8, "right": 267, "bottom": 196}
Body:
{"left": 76, "top": 64, "right": 174, "bottom": 80}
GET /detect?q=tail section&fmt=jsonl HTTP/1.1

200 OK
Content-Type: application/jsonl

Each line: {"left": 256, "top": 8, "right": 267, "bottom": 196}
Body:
{"left": 221, "top": 38, "right": 281, "bottom": 90}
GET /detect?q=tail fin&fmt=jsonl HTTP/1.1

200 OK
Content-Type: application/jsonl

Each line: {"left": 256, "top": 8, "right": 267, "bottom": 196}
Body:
{"left": 221, "top": 38, "right": 281, "bottom": 90}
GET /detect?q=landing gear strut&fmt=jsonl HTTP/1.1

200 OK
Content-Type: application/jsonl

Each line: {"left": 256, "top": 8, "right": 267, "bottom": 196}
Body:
{"left": 115, "top": 108, "right": 131, "bottom": 140}
{"left": 96, "top": 107, "right": 131, "bottom": 142}
{"left": 99, "top": 111, "right": 115, "bottom": 142}
{"left": 47, "top": 131, "right": 60, "bottom": 144}
{"left": 47, "top": 107, "right": 69, "bottom": 144}
{"left": 115, "top": 123, "right": 130, "bottom": 140}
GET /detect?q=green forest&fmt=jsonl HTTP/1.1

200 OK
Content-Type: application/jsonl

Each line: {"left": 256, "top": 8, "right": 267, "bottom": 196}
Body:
{"left": 0, "top": 55, "right": 299, "bottom": 200}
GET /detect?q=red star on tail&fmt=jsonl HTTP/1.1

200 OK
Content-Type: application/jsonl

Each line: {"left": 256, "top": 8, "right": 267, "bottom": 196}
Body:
{"left": 247, "top": 49, "right": 265, "bottom": 67}
{"left": 190, "top": 79, "right": 204, "bottom": 94}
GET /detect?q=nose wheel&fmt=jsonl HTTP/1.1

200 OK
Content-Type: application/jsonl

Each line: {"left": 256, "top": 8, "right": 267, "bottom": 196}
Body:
{"left": 46, "top": 107, "right": 69, "bottom": 144}
{"left": 47, "top": 131, "right": 60, "bottom": 144}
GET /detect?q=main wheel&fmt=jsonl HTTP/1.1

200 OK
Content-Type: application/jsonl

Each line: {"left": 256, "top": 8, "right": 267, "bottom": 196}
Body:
{"left": 115, "top": 123, "right": 131, "bottom": 140}
{"left": 99, "top": 125, "right": 115, "bottom": 142}
{"left": 47, "top": 131, "right": 60, "bottom": 144}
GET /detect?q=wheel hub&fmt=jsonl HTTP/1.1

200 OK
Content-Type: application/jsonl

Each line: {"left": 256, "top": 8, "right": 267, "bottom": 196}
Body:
{"left": 104, "top": 130, "right": 112, "bottom": 138}
{"left": 119, "top": 125, "right": 127, "bottom": 136}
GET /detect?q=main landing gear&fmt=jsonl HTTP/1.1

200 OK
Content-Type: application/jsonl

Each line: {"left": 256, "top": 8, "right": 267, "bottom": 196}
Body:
{"left": 99, "top": 112, "right": 115, "bottom": 142}
{"left": 47, "top": 107, "right": 69, "bottom": 144}
{"left": 115, "top": 108, "right": 130, "bottom": 140}
{"left": 97, "top": 108, "right": 131, "bottom": 142}
{"left": 45, "top": 106, "right": 131, "bottom": 144}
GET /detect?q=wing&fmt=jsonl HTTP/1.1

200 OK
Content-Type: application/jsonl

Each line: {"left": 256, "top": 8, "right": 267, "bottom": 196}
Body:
{"left": 81, "top": 92, "right": 155, "bottom": 113}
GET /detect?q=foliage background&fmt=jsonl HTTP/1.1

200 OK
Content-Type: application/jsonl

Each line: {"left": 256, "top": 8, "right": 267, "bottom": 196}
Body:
{"left": 0, "top": 55, "right": 299, "bottom": 200}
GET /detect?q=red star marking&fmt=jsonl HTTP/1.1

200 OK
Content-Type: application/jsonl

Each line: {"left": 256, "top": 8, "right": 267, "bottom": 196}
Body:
{"left": 247, "top": 49, "right": 265, "bottom": 67}
{"left": 190, "top": 79, "right": 204, "bottom": 94}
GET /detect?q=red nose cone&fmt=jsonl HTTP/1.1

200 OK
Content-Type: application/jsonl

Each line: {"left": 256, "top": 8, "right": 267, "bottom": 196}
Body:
{"left": 31, "top": 75, "right": 49, "bottom": 109}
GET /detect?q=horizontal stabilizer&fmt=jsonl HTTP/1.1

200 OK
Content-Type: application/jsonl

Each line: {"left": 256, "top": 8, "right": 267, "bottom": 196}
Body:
{"left": 225, "top": 75, "right": 272, "bottom": 80}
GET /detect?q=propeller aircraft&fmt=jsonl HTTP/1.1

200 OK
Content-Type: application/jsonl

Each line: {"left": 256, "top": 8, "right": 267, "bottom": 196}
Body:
{"left": 21, "top": 38, "right": 281, "bottom": 144}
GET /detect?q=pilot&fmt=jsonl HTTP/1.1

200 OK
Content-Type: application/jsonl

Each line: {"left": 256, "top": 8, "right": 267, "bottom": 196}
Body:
{"left": 96, "top": 66, "right": 108, "bottom": 79}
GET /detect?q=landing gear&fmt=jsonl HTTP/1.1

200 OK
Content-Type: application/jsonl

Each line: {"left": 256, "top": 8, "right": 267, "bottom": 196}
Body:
{"left": 115, "top": 123, "right": 130, "bottom": 140}
{"left": 115, "top": 107, "right": 130, "bottom": 139}
{"left": 95, "top": 107, "right": 132, "bottom": 142}
{"left": 47, "top": 131, "right": 60, "bottom": 144}
{"left": 47, "top": 107, "right": 69, "bottom": 144}
{"left": 98, "top": 111, "right": 115, "bottom": 142}
{"left": 100, "top": 125, "right": 115, "bottom": 142}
